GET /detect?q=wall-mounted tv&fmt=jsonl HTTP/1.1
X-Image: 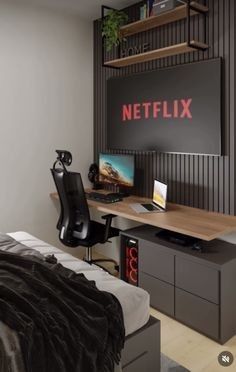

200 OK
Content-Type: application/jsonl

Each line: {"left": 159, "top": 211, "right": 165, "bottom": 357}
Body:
{"left": 107, "top": 58, "right": 222, "bottom": 156}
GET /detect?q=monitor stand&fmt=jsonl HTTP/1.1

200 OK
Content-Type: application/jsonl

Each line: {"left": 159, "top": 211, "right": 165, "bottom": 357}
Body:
{"left": 92, "top": 182, "right": 103, "bottom": 190}
{"left": 115, "top": 186, "right": 131, "bottom": 198}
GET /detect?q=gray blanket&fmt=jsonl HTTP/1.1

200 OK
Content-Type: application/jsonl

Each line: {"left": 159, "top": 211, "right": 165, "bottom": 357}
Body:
{"left": 0, "top": 322, "right": 25, "bottom": 372}
{"left": 0, "top": 233, "right": 125, "bottom": 372}
{"left": 0, "top": 234, "right": 44, "bottom": 260}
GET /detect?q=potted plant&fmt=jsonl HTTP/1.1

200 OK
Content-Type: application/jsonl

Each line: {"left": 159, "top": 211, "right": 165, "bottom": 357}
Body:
{"left": 102, "top": 9, "right": 129, "bottom": 51}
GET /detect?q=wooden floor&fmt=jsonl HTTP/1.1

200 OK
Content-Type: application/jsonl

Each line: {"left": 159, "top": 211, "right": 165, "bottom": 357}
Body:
{"left": 150, "top": 308, "right": 236, "bottom": 372}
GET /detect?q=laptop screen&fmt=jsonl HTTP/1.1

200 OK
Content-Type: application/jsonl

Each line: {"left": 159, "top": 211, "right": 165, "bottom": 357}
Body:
{"left": 153, "top": 180, "right": 167, "bottom": 210}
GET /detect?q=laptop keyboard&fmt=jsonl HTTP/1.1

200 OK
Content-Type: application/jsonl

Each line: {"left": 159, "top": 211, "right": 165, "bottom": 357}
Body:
{"left": 141, "top": 203, "right": 160, "bottom": 211}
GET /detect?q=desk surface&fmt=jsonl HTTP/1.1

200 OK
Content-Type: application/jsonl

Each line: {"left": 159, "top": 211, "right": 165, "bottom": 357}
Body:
{"left": 50, "top": 190, "right": 236, "bottom": 241}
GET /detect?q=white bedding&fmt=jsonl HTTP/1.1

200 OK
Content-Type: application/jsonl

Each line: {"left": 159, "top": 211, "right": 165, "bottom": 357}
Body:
{"left": 8, "top": 232, "right": 150, "bottom": 336}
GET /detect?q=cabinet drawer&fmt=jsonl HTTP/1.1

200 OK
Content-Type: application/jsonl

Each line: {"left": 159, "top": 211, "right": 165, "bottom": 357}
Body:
{"left": 123, "top": 352, "right": 149, "bottom": 372}
{"left": 175, "top": 288, "right": 219, "bottom": 340}
{"left": 140, "top": 272, "right": 174, "bottom": 316}
{"left": 175, "top": 257, "right": 219, "bottom": 304}
{"left": 139, "top": 240, "right": 174, "bottom": 284}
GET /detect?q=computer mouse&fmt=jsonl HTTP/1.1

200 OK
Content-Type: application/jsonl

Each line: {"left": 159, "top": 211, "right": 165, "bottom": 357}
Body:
{"left": 192, "top": 242, "right": 203, "bottom": 252}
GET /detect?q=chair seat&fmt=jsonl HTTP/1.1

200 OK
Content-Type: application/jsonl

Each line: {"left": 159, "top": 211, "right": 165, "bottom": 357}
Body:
{"left": 74, "top": 220, "right": 119, "bottom": 247}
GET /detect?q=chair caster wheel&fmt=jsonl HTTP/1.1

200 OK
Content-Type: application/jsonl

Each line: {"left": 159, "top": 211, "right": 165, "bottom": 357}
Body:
{"left": 115, "top": 265, "right": 119, "bottom": 272}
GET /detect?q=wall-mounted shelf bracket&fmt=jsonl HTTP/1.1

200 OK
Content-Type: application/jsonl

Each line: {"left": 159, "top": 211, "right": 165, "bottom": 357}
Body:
{"left": 185, "top": 0, "right": 207, "bottom": 48}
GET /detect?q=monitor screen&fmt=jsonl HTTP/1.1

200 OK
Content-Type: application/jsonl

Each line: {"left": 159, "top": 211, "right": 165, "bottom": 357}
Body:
{"left": 153, "top": 180, "right": 167, "bottom": 210}
{"left": 99, "top": 153, "right": 135, "bottom": 188}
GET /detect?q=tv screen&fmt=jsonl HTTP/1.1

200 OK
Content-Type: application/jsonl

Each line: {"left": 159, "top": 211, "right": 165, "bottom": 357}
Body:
{"left": 107, "top": 59, "right": 222, "bottom": 155}
{"left": 99, "top": 153, "right": 135, "bottom": 188}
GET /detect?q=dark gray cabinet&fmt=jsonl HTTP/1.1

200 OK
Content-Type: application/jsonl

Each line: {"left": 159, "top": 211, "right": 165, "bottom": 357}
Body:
{"left": 120, "top": 225, "right": 236, "bottom": 344}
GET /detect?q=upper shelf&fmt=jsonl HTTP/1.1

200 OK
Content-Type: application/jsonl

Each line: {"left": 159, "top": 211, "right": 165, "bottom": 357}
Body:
{"left": 104, "top": 41, "right": 209, "bottom": 68}
{"left": 120, "top": 1, "right": 208, "bottom": 38}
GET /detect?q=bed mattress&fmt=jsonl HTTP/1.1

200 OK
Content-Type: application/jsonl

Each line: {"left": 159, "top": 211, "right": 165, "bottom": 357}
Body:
{"left": 8, "top": 232, "right": 150, "bottom": 336}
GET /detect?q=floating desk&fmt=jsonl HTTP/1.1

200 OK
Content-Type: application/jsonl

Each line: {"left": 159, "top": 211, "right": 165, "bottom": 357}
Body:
{"left": 50, "top": 190, "right": 236, "bottom": 241}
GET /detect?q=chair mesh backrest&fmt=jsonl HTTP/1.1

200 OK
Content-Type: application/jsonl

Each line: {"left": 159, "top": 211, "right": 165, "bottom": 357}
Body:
{"left": 51, "top": 169, "right": 91, "bottom": 243}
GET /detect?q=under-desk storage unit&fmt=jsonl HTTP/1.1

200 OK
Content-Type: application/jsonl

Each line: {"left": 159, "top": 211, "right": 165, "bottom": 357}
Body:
{"left": 120, "top": 225, "right": 236, "bottom": 344}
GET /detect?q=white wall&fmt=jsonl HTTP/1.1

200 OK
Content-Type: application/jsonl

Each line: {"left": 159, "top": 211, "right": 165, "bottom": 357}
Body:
{"left": 0, "top": 0, "right": 93, "bottom": 247}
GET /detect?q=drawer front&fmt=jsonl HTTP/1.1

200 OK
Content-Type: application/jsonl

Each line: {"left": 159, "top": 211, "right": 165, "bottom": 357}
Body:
{"left": 175, "top": 257, "right": 219, "bottom": 304}
{"left": 139, "top": 240, "right": 174, "bottom": 284}
{"left": 122, "top": 352, "right": 149, "bottom": 372}
{"left": 175, "top": 288, "right": 219, "bottom": 340}
{"left": 122, "top": 317, "right": 160, "bottom": 371}
{"left": 140, "top": 272, "right": 174, "bottom": 316}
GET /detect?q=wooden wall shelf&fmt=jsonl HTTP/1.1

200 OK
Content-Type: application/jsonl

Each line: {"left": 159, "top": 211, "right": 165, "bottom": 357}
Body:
{"left": 104, "top": 41, "right": 209, "bottom": 68}
{"left": 103, "top": 1, "right": 209, "bottom": 69}
{"left": 120, "top": 2, "right": 208, "bottom": 38}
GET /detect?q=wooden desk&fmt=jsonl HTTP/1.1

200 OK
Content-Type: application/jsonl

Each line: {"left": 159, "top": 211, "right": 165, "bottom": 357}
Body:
{"left": 50, "top": 191, "right": 236, "bottom": 241}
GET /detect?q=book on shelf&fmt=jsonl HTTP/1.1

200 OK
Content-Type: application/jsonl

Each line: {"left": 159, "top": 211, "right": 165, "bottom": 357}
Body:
{"left": 148, "top": 0, "right": 155, "bottom": 16}
{"left": 140, "top": 4, "right": 147, "bottom": 20}
{"left": 140, "top": 0, "right": 155, "bottom": 20}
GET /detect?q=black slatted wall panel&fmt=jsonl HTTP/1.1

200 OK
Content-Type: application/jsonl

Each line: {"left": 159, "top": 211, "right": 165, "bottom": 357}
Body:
{"left": 94, "top": 0, "right": 236, "bottom": 215}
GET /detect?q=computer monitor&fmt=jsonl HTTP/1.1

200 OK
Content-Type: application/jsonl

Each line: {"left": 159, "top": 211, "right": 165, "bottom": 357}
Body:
{"left": 99, "top": 153, "right": 135, "bottom": 190}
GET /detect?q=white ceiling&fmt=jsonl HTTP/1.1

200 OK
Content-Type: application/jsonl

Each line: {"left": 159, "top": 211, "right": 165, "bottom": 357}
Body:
{"left": 21, "top": 0, "right": 137, "bottom": 20}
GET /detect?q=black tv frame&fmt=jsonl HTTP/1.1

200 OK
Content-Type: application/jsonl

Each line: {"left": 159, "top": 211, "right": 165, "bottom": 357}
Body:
{"left": 106, "top": 58, "right": 223, "bottom": 156}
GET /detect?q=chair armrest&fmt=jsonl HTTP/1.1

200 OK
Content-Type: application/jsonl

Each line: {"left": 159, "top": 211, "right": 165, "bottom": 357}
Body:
{"left": 101, "top": 214, "right": 117, "bottom": 242}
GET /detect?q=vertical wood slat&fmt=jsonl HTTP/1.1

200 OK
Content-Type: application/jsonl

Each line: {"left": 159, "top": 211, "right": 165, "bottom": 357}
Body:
{"left": 93, "top": 0, "right": 235, "bottom": 215}
{"left": 230, "top": 0, "right": 236, "bottom": 214}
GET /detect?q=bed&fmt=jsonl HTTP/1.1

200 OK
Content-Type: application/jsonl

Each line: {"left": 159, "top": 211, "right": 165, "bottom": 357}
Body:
{"left": 2, "top": 232, "right": 160, "bottom": 372}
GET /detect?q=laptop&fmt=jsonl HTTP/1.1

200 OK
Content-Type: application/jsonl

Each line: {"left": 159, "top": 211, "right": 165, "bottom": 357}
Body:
{"left": 131, "top": 180, "right": 167, "bottom": 213}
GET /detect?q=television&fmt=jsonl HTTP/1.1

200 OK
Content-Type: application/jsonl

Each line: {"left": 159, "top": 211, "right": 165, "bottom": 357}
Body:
{"left": 107, "top": 58, "right": 222, "bottom": 155}
{"left": 99, "top": 153, "right": 135, "bottom": 190}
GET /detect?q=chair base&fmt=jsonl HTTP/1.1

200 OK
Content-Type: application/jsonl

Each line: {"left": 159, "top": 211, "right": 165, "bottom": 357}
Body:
{"left": 84, "top": 247, "right": 119, "bottom": 274}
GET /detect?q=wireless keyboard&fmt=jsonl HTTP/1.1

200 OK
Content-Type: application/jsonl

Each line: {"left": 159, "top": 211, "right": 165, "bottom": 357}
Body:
{"left": 86, "top": 192, "right": 123, "bottom": 204}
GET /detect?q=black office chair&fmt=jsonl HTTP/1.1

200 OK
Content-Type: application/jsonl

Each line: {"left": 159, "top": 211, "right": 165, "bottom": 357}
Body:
{"left": 51, "top": 150, "right": 120, "bottom": 271}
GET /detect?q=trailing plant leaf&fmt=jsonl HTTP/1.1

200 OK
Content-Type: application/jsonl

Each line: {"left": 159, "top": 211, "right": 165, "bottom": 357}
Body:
{"left": 102, "top": 10, "right": 128, "bottom": 51}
